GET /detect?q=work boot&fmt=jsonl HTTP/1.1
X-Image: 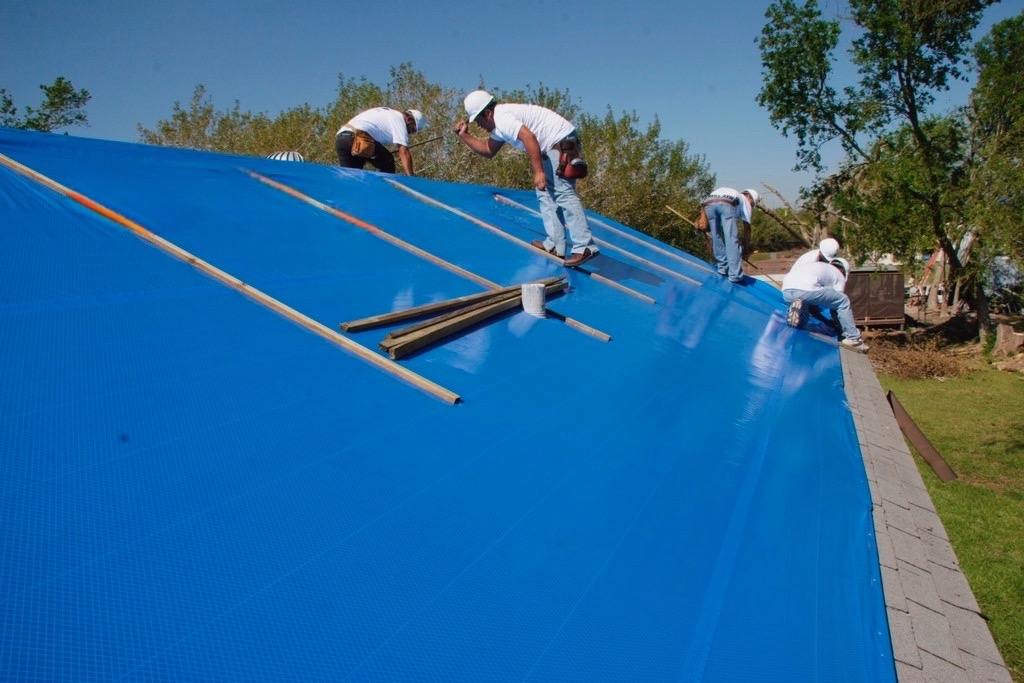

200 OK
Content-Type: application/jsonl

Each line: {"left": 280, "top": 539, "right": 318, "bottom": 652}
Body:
{"left": 786, "top": 299, "right": 807, "bottom": 328}
{"left": 841, "top": 338, "right": 870, "bottom": 353}
{"left": 564, "top": 248, "right": 595, "bottom": 268}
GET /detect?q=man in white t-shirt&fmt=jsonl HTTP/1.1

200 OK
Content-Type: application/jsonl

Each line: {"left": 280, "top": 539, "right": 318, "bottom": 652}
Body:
{"left": 701, "top": 187, "right": 759, "bottom": 284}
{"left": 781, "top": 257, "right": 869, "bottom": 352}
{"left": 454, "top": 90, "right": 599, "bottom": 268}
{"left": 335, "top": 107, "right": 429, "bottom": 175}
{"left": 793, "top": 237, "right": 840, "bottom": 267}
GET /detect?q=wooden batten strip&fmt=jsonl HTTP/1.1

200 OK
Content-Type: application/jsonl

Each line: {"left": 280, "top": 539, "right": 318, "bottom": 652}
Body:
{"left": 0, "top": 153, "right": 460, "bottom": 405}
{"left": 588, "top": 275, "right": 656, "bottom": 303}
{"left": 386, "top": 279, "right": 568, "bottom": 342}
{"left": 248, "top": 170, "right": 498, "bottom": 291}
{"left": 381, "top": 297, "right": 525, "bottom": 360}
{"left": 559, "top": 316, "right": 612, "bottom": 341}
{"left": 342, "top": 276, "right": 564, "bottom": 332}
{"left": 385, "top": 290, "right": 523, "bottom": 341}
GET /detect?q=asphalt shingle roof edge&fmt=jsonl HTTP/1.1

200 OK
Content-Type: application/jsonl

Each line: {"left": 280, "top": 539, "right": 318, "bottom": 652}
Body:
{"left": 841, "top": 351, "right": 1012, "bottom": 682}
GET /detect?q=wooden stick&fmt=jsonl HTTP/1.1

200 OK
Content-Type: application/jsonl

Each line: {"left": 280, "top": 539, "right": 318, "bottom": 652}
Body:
{"left": 388, "top": 135, "right": 443, "bottom": 154}
{"left": 665, "top": 204, "right": 699, "bottom": 230}
{"left": 342, "top": 276, "right": 564, "bottom": 332}
{"left": 666, "top": 204, "right": 715, "bottom": 262}
{"left": 248, "top": 170, "right": 498, "bottom": 290}
{"left": 381, "top": 297, "right": 524, "bottom": 359}
{"left": 386, "top": 280, "right": 567, "bottom": 341}
{"left": 0, "top": 152, "right": 461, "bottom": 405}
{"left": 384, "top": 291, "right": 520, "bottom": 341}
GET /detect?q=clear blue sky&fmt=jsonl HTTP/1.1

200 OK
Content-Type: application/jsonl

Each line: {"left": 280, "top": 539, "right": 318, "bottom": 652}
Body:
{"left": 2, "top": 0, "right": 1020, "bottom": 206}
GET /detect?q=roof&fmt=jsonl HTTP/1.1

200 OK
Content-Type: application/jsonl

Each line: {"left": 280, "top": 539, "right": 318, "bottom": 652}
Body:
{"left": 0, "top": 127, "right": 901, "bottom": 680}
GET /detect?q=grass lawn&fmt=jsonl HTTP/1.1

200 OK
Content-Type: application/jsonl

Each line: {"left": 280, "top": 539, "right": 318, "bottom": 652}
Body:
{"left": 879, "top": 365, "right": 1024, "bottom": 681}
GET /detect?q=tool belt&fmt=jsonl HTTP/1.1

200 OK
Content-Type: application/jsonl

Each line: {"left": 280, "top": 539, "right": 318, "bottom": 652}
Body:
{"left": 349, "top": 129, "right": 377, "bottom": 159}
{"left": 555, "top": 137, "right": 588, "bottom": 179}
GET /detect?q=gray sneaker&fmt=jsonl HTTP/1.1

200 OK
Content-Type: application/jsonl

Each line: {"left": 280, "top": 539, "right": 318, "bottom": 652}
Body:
{"left": 841, "top": 338, "right": 870, "bottom": 353}
{"left": 786, "top": 299, "right": 807, "bottom": 328}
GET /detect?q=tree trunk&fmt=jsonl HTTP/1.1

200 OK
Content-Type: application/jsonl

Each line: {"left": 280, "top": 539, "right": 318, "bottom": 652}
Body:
{"left": 959, "top": 277, "right": 993, "bottom": 342}
{"left": 975, "top": 283, "right": 993, "bottom": 341}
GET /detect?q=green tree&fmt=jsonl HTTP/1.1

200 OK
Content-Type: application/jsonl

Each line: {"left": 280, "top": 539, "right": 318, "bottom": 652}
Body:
{"left": 137, "top": 84, "right": 326, "bottom": 158}
{"left": 137, "top": 84, "right": 219, "bottom": 150}
{"left": 826, "top": 115, "right": 970, "bottom": 261}
{"left": 757, "top": 0, "right": 997, "bottom": 335}
{"left": 577, "top": 107, "right": 714, "bottom": 253}
{"left": 0, "top": 76, "right": 90, "bottom": 132}
{"left": 966, "top": 12, "right": 1024, "bottom": 283}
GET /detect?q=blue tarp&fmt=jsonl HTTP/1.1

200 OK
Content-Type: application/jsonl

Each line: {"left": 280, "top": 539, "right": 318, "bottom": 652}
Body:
{"left": 0, "top": 128, "right": 894, "bottom": 681}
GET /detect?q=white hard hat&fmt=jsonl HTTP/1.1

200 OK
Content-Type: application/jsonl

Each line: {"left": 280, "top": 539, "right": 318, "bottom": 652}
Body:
{"left": 742, "top": 189, "right": 761, "bottom": 205}
{"left": 267, "top": 151, "right": 304, "bottom": 162}
{"left": 406, "top": 109, "right": 429, "bottom": 132}
{"left": 818, "top": 237, "right": 840, "bottom": 260}
{"left": 464, "top": 90, "right": 495, "bottom": 122}
{"left": 830, "top": 257, "right": 850, "bottom": 279}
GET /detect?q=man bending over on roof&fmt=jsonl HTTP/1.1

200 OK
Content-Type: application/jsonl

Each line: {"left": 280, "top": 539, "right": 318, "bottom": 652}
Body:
{"left": 453, "top": 90, "right": 598, "bottom": 268}
{"left": 701, "top": 187, "right": 760, "bottom": 284}
{"left": 782, "top": 257, "right": 869, "bottom": 352}
{"left": 336, "top": 107, "right": 429, "bottom": 175}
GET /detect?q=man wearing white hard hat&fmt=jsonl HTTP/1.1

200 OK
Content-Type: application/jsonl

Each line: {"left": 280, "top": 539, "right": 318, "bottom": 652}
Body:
{"left": 701, "top": 187, "right": 760, "bottom": 284}
{"left": 794, "top": 237, "right": 841, "bottom": 266}
{"left": 781, "top": 257, "right": 869, "bottom": 352}
{"left": 454, "top": 90, "right": 599, "bottom": 268}
{"left": 335, "top": 107, "right": 429, "bottom": 175}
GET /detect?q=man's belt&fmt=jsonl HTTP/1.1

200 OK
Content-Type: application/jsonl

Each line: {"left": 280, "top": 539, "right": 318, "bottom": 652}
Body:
{"left": 703, "top": 196, "right": 739, "bottom": 206}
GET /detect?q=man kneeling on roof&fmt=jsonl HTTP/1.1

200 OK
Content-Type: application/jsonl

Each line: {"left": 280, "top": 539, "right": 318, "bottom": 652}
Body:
{"left": 782, "top": 257, "right": 870, "bottom": 353}
{"left": 794, "top": 237, "right": 841, "bottom": 266}
{"left": 335, "top": 107, "right": 429, "bottom": 176}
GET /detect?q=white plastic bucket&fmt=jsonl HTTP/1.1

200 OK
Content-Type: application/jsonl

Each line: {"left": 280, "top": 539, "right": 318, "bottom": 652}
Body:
{"left": 521, "top": 283, "right": 547, "bottom": 318}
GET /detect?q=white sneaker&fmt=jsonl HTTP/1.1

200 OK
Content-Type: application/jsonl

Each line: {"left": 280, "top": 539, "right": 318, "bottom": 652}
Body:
{"left": 786, "top": 299, "right": 806, "bottom": 328}
{"left": 841, "top": 338, "right": 870, "bottom": 353}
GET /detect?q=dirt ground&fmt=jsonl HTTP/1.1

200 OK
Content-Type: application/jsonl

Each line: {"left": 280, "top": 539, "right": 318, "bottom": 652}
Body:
{"left": 863, "top": 310, "right": 1024, "bottom": 379}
